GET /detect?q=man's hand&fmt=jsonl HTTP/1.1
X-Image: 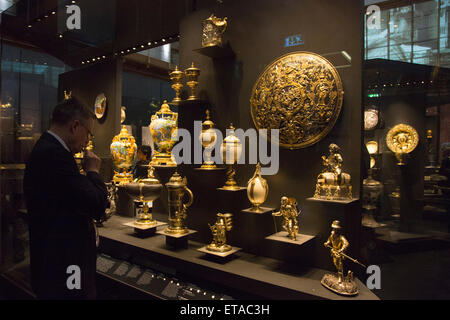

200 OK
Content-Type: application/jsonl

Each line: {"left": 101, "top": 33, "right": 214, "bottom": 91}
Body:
{"left": 82, "top": 150, "right": 101, "bottom": 173}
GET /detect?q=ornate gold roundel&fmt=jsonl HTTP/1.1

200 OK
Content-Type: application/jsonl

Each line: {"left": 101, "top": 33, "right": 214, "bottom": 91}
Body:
{"left": 386, "top": 123, "right": 419, "bottom": 155}
{"left": 250, "top": 51, "right": 344, "bottom": 149}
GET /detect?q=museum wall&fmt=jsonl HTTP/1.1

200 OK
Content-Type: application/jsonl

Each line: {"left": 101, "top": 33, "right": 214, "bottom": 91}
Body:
{"left": 176, "top": 0, "right": 364, "bottom": 269}
{"left": 58, "top": 58, "right": 123, "bottom": 181}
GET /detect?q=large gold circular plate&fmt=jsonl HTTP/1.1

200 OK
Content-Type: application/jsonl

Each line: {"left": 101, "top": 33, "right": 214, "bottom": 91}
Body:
{"left": 250, "top": 51, "right": 344, "bottom": 149}
{"left": 386, "top": 123, "right": 419, "bottom": 154}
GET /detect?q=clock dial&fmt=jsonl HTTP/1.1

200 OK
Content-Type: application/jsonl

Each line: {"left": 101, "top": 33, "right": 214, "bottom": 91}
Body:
{"left": 364, "top": 109, "right": 379, "bottom": 130}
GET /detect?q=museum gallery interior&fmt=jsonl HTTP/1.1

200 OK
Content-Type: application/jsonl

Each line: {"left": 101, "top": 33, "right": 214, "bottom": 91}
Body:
{"left": 0, "top": 0, "right": 449, "bottom": 300}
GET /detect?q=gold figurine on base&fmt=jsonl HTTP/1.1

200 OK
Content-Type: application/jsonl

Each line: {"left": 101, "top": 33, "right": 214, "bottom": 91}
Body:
{"left": 207, "top": 213, "right": 233, "bottom": 252}
{"left": 185, "top": 62, "right": 200, "bottom": 100}
{"left": 272, "top": 196, "right": 300, "bottom": 240}
{"left": 321, "top": 220, "right": 365, "bottom": 296}
{"left": 314, "top": 143, "right": 352, "bottom": 200}
{"left": 169, "top": 66, "right": 184, "bottom": 104}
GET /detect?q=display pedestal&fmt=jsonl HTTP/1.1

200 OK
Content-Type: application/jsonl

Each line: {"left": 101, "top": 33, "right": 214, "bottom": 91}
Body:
{"left": 304, "top": 197, "right": 361, "bottom": 271}
{"left": 216, "top": 187, "right": 247, "bottom": 212}
{"left": 227, "top": 206, "right": 275, "bottom": 256}
{"left": 116, "top": 184, "right": 134, "bottom": 217}
{"left": 123, "top": 221, "right": 167, "bottom": 238}
{"left": 193, "top": 44, "right": 235, "bottom": 59}
{"left": 265, "top": 232, "right": 315, "bottom": 245}
{"left": 241, "top": 206, "right": 275, "bottom": 215}
{"left": 197, "top": 246, "right": 242, "bottom": 263}
{"left": 156, "top": 229, "right": 197, "bottom": 249}
{"left": 264, "top": 232, "right": 316, "bottom": 266}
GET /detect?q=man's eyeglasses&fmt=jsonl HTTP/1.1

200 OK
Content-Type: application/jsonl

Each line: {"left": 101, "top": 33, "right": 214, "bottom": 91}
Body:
{"left": 80, "top": 122, "right": 94, "bottom": 140}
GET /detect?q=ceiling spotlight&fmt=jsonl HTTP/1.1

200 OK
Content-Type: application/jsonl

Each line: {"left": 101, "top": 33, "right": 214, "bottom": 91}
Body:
{"left": 28, "top": 25, "right": 32, "bottom": 28}
{"left": 82, "top": 62, "right": 85, "bottom": 64}
{"left": 102, "top": 56, "right": 106, "bottom": 59}
{"left": 141, "top": 45, "right": 144, "bottom": 48}
{"left": 121, "top": 51, "right": 124, "bottom": 54}
{"left": 162, "top": 39, "right": 166, "bottom": 42}
{"left": 127, "top": 49, "right": 130, "bottom": 52}
{"left": 133, "top": 47, "right": 136, "bottom": 50}
{"left": 52, "top": 11, "right": 56, "bottom": 15}
{"left": 59, "top": 34, "right": 63, "bottom": 38}
{"left": 37, "top": 18, "right": 41, "bottom": 22}
{"left": 147, "top": 42, "right": 151, "bottom": 45}
{"left": 44, "top": 15, "right": 48, "bottom": 18}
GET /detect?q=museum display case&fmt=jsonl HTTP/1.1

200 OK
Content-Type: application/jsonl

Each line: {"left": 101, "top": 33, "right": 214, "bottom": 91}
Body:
{"left": 0, "top": 0, "right": 449, "bottom": 302}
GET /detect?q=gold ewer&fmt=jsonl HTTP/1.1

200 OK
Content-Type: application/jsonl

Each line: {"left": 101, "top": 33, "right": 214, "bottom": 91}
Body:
{"left": 165, "top": 171, "right": 194, "bottom": 235}
{"left": 169, "top": 66, "right": 184, "bottom": 104}
{"left": 185, "top": 62, "right": 200, "bottom": 100}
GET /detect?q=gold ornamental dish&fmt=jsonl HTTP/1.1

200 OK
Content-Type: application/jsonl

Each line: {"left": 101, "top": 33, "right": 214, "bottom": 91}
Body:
{"left": 250, "top": 51, "right": 344, "bottom": 149}
{"left": 386, "top": 124, "right": 419, "bottom": 165}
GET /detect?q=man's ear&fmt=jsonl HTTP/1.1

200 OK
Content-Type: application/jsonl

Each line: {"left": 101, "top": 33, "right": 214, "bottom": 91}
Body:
{"left": 70, "top": 119, "right": 80, "bottom": 134}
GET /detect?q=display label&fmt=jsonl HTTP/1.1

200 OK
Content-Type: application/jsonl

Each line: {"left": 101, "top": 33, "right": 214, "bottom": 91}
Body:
{"left": 284, "top": 34, "right": 304, "bottom": 47}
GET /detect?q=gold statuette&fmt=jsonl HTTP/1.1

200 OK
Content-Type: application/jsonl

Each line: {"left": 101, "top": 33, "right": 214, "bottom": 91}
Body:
{"left": 202, "top": 14, "right": 227, "bottom": 47}
{"left": 386, "top": 123, "right": 419, "bottom": 166}
{"left": 321, "top": 220, "right": 365, "bottom": 296}
{"left": 314, "top": 143, "right": 352, "bottom": 200}
{"left": 207, "top": 213, "right": 233, "bottom": 252}
{"left": 185, "top": 62, "right": 200, "bottom": 100}
{"left": 165, "top": 171, "right": 194, "bottom": 235}
{"left": 250, "top": 52, "right": 344, "bottom": 149}
{"left": 272, "top": 196, "right": 300, "bottom": 240}
{"left": 169, "top": 66, "right": 184, "bottom": 104}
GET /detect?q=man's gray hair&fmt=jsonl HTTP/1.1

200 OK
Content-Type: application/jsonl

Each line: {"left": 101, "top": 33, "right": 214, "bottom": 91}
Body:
{"left": 51, "top": 97, "right": 95, "bottom": 126}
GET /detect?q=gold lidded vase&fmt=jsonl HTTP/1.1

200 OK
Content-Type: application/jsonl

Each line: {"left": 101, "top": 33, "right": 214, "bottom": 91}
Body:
{"left": 247, "top": 162, "right": 269, "bottom": 212}
{"left": 110, "top": 125, "right": 137, "bottom": 184}
{"left": 220, "top": 123, "right": 242, "bottom": 190}
{"left": 185, "top": 62, "right": 200, "bottom": 100}
{"left": 169, "top": 66, "right": 184, "bottom": 104}
{"left": 199, "top": 109, "right": 217, "bottom": 169}
{"left": 149, "top": 100, "right": 178, "bottom": 167}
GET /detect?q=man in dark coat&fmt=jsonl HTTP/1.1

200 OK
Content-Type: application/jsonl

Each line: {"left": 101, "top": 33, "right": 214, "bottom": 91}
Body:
{"left": 23, "top": 97, "right": 108, "bottom": 299}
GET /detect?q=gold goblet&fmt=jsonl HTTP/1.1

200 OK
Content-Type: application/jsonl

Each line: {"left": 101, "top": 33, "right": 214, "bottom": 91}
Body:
{"left": 185, "top": 62, "right": 200, "bottom": 100}
{"left": 169, "top": 66, "right": 184, "bottom": 104}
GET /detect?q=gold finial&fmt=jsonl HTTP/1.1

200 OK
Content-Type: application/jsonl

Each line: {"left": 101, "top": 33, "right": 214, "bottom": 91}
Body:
{"left": 64, "top": 90, "right": 72, "bottom": 100}
{"left": 160, "top": 100, "right": 172, "bottom": 113}
{"left": 206, "top": 109, "right": 210, "bottom": 120}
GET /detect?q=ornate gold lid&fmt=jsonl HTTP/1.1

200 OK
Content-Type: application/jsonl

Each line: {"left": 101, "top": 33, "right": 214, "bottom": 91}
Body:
{"left": 169, "top": 65, "right": 183, "bottom": 77}
{"left": 223, "top": 123, "right": 240, "bottom": 144}
{"left": 141, "top": 165, "right": 160, "bottom": 185}
{"left": 166, "top": 171, "right": 187, "bottom": 188}
{"left": 152, "top": 100, "right": 177, "bottom": 121}
{"left": 185, "top": 62, "right": 200, "bottom": 73}
{"left": 202, "top": 110, "right": 215, "bottom": 129}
